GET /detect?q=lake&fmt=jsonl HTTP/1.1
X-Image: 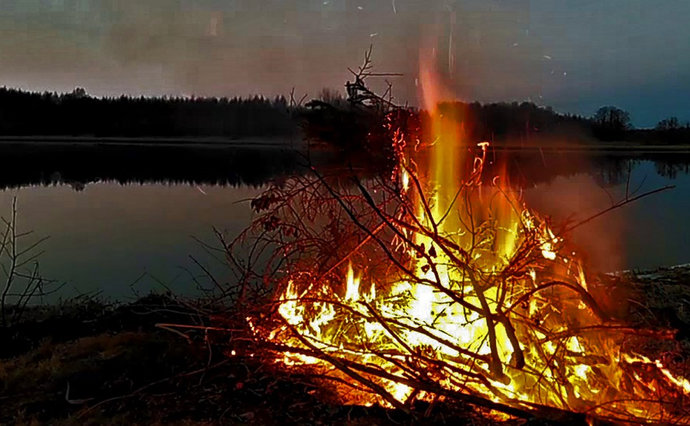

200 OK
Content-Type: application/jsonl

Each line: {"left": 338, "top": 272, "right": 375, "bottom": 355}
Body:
{"left": 1, "top": 144, "right": 689, "bottom": 302}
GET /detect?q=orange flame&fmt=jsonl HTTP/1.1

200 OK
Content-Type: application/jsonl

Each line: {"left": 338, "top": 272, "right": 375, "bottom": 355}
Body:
{"left": 251, "top": 59, "right": 690, "bottom": 424}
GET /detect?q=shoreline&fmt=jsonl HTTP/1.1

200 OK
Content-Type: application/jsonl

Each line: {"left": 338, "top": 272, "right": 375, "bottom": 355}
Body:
{"left": 2, "top": 265, "right": 690, "bottom": 424}
{"left": 0, "top": 294, "right": 486, "bottom": 424}
{"left": 0, "top": 135, "right": 306, "bottom": 149}
{"left": 0, "top": 136, "right": 689, "bottom": 152}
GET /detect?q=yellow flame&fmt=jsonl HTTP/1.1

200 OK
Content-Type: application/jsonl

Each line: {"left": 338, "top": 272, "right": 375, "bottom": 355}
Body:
{"left": 257, "top": 60, "right": 690, "bottom": 424}
{"left": 401, "top": 169, "right": 410, "bottom": 192}
{"left": 344, "top": 263, "right": 360, "bottom": 303}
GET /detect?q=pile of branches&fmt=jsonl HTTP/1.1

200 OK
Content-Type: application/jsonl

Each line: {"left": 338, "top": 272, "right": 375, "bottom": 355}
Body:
{"left": 299, "top": 46, "right": 414, "bottom": 169}
{"left": 208, "top": 50, "right": 688, "bottom": 424}
{"left": 215, "top": 138, "right": 690, "bottom": 424}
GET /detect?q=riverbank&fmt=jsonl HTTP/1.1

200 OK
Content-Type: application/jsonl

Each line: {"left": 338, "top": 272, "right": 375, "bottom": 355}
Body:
{"left": 0, "top": 295, "right": 407, "bottom": 425}
{"left": 0, "top": 294, "right": 491, "bottom": 425}
{"left": 0, "top": 136, "right": 305, "bottom": 148}
{"left": 1, "top": 136, "right": 689, "bottom": 192}
{"left": 2, "top": 266, "right": 690, "bottom": 424}
{"left": 0, "top": 139, "right": 320, "bottom": 190}
{"left": 0, "top": 135, "right": 688, "bottom": 151}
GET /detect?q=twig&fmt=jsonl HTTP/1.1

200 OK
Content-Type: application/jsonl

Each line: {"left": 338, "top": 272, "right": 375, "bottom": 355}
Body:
{"left": 566, "top": 185, "right": 675, "bottom": 232}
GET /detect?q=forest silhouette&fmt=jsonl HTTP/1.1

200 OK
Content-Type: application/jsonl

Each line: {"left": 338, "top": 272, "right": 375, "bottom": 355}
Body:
{"left": 0, "top": 87, "right": 297, "bottom": 138}
{"left": 0, "top": 86, "right": 688, "bottom": 144}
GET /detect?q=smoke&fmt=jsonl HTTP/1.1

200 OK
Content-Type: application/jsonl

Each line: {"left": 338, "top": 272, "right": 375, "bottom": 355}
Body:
{"left": 524, "top": 171, "right": 627, "bottom": 274}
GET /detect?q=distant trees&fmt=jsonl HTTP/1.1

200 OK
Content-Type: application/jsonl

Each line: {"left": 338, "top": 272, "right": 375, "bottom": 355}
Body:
{"left": 654, "top": 116, "right": 690, "bottom": 144}
{"left": 0, "top": 85, "right": 687, "bottom": 146}
{"left": 656, "top": 116, "right": 680, "bottom": 131}
{"left": 316, "top": 88, "right": 347, "bottom": 106}
{"left": 593, "top": 106, "right": 631, "bottom": 130}
{"left": 429, "top": 101, "right": 592, "bottom": 144}
{"left": 0, "top": 87, "right": 300, "bottom": 139}
{"left": 591, "top": 106, "right": 631, "bottom": 140}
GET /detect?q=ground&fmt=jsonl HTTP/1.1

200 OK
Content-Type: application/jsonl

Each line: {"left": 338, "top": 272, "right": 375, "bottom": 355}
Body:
{"left": 0, "top": 295, "right": 496, "bottom": 425}
{"left": 1, "top": 267, "right": 690, "bottom": 425}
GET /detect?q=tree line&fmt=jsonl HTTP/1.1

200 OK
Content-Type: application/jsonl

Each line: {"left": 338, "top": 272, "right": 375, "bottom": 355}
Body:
{"left": 425, "top": 102, "right": 689, "bottom": 144}
{"left": 0, "top": 87, "right": 299, "bottom": 138}
{"left": 0, "top": 86, "right": 687, "bottom": 144}
{"left": 430, "top": 101, "right": 592, "bottom": 144}
{"left": 590, "top": 105, "right": 690, "bottom": 143}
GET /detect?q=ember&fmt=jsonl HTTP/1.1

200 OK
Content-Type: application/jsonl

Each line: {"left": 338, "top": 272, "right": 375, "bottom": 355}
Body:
{"left": 236, "top": 65, "right": 690, "bottom": 424}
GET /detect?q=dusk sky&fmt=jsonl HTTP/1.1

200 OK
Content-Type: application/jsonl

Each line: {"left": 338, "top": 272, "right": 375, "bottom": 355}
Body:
{"left": 1, "top": 0, "right": 688, "bottom": 127}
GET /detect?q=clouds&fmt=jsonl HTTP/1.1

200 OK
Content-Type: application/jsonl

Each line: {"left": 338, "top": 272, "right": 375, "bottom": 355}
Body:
{"left": 0, "top": 0, "right": 688, "bottom": 125}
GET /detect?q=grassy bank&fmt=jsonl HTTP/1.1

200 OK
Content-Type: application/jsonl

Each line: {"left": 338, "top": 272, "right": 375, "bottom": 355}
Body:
{"left": 0, "top": 295, "right": 492, "bottom": 425}
{"left": 2, "top": 265, "right": 690, "bottom": 424}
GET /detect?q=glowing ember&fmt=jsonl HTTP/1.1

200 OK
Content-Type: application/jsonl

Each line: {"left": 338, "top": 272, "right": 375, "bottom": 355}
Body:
{"left": 244, "top": 68, "right": 690, "bottom": 424}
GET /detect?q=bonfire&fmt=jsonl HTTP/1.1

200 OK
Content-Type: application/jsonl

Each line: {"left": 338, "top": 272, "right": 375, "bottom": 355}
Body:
{"left": 222, "top": 62, "right": 690, "bottom": 424}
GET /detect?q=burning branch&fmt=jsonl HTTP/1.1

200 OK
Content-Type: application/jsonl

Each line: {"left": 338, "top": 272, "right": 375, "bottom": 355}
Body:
{"left": 230, "top": 140, "right": 690, "bottom": 423}
{"left": 566, "top": 184, "right": 676, "bottom": 232}
{"left": 216, "top": 60, "right": 690, "bottom": 424}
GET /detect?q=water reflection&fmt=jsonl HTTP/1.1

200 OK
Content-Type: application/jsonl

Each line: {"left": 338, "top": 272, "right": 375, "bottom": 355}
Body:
{"left": 0, "top": 183, "right": 263, "bottom": 302}
{"left": 2, "top": 143, "right": 690, "bottom": 190}
{"left": 0, "top": 143, "right": 320, "bottom": 189}
{"left": 524, "top": 160, "right": 690, "bottom": 272}
{"left": 0, "top": 144, "right": 688, "bottom": 301}
{"left": 487, "top": 149, "right": 690, "bottom": 188}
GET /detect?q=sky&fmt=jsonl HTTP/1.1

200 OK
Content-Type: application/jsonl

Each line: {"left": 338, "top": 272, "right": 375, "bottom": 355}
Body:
{"left": 0, "top": 0, "right": 688, "bottom": 127}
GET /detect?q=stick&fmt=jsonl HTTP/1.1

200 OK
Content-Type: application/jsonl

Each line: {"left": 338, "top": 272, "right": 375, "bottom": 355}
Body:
{"left": 566, "top": 185, "right": 675, "bottom": 232}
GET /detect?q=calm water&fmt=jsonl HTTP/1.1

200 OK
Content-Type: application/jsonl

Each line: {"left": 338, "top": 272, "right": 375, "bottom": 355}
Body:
{"left": 1, "top": 147, "right": 689, "bottom": 301}
{"left": 524, "top": 159, "right": 690, "bottom": 273}
{"left": 0, "top": 184, "right": 262, "bottom": 302}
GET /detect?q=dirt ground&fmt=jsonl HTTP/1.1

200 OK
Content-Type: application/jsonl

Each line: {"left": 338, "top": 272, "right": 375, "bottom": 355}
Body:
{"left": 2, "top": 266, "right": 690, "bottom": 425}
{"left": 0, "top": 295, "right": 497, "bottom": 425}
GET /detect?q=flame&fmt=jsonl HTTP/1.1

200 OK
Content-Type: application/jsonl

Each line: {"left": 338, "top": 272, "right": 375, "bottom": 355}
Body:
{"left": 251, "top": 63, "right": 690, "bottom": 423}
